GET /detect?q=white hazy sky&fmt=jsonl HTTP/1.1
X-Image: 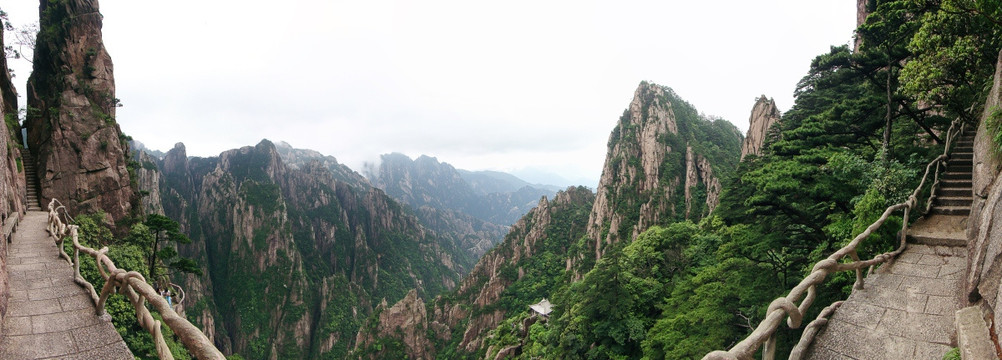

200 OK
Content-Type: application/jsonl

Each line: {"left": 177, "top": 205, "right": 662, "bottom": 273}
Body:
{"left": 4, "top": 1, "right": 856, "bottom": 187}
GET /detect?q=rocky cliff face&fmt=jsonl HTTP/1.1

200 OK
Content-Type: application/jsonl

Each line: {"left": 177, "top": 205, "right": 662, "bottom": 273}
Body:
{"left": 355, "top": 289, "right": 434, "bottom": 359}
{"left": 965, "top": 49, "right": 1002, "bottom": 340}
{"left": 367, "top": 153, "right": 557, "bottom": 226}
{"left": 25, "top": 0, "right": 134, "bottom": 226}
{"left": 740, "top": 96, "right": 782, "bottom": 160}
{"left": 365, "top": 153, "right": 553, "bottom": 259}
{"left": 583, "top": 82, "right": 741, "bottom": 262}
{"left": 134, "top": 150, "right": 164, "bottom": 215}
{"left": 274, "top": 140, "right": 370, "bottom": 190}
{"left": 854, "top": 0, "right": 872, "bottom": 52}
{"left": 356, "top": 187, "right": 595, "bottom": 357}
{"left": 0, "top": 21, "right": 27, "bottom": 340}
{"left": 144, "top": 140, "right": 468, "bottom": 359}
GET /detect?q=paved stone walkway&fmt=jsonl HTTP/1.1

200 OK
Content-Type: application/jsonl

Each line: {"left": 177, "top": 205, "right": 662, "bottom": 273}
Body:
{"left": 805, "top": 216, "right": 967, "bottom": 360}
{"left": 0, "top": 211, "right": 133, "bottom": 360}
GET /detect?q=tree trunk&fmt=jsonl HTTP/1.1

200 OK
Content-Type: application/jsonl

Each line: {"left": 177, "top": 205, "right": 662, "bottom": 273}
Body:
{"left": 883, "top": 61, "right": 893, "bottom": 163}
{"left": 149, "top": 233, "right": 159, "bottom": 283}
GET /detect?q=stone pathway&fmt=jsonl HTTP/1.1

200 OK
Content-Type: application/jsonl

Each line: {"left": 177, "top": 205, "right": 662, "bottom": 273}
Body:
{"left": 0, "top": 211, "right": 133, "bottom": 360}
{"left": 806, "top": 132, "right": 975, "bottom": 359}
{"left": 805, "top": 240, "right": 965, "bottom": 359}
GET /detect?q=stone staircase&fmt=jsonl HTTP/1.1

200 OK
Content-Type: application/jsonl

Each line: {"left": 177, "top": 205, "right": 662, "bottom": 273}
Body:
{"left": 22, "top": 152, "right": 41, "bottom": 211}
{"left": 806, "top": 131, "right": 978, "bottom": 359}
{"left": 906, "top": 132, "right": 975, "bottom": 248}
{"left": 931, "top": 133, "right": 974, "bottom": 216}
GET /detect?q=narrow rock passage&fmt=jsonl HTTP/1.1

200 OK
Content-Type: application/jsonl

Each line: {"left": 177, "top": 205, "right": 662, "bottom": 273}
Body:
{"left": 0, "top": 211, "right": 132, "bottom": 360}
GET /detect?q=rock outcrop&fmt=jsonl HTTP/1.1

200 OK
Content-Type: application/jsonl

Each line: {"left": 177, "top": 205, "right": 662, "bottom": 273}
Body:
{"left": 274, "top": 140, "right": 370, "bottom": 190}
{"left": 355, "top": 289, "right": 434, "bottom": 359}
{"left": 25, "top": 0, "right": 134, "bottom": 226}
{"left": 740, "top": 96, "right": 782, "bottom": 160}
{"left": 134, "top": 149, "right": 165, "bottom": 215}
{"left": 965, "top": 49, "right": 1002, "bottom": 342}
{"left": 582, "top": 82, "right": 741, "bottom": 262}
{"left": 854, "top": 0, "right": 871, "bottom": 52}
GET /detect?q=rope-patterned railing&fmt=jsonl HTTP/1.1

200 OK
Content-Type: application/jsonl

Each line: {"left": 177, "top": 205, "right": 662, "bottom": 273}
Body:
{"left": 46, "top": 199, "right": 225, "bottom": 360}
{"left": 703, "top": 120, "right": 967, "bottom": 360}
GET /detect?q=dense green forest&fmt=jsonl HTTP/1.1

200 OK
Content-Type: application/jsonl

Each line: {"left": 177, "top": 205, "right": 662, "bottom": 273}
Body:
{"left": 460, "top": 1, "right": 1002, "bottom": 359}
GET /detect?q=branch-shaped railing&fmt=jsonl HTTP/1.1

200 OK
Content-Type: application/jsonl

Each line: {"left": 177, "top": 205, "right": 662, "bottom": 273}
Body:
{"left": 703, "top": 120, "right": 967, "bottom": 360}
{"left": 46, "top": 199, "right": 225, "bottom": 360}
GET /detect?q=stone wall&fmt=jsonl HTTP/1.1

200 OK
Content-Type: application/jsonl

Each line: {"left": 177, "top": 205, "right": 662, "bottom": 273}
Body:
{"left": 0, "top": 18, "right": 27, "bottom": 341}
{"left": 965, "top": 49, "right": 1002, "bottom": 341}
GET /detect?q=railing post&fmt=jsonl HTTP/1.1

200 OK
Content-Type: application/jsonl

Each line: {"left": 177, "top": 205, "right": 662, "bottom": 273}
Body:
{"left": 763, "top": 333, "right": 777, "bottom": 360}
{"left": 850, "top": 250, "right": 864, "bottom": 290}
{"left": 47, "top": 198, "right": 226, "bottom": 359}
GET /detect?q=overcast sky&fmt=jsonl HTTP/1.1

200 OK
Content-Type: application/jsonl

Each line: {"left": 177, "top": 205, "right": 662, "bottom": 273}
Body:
{"left": 4, "top": 1, "right": 856, "bottom": 187}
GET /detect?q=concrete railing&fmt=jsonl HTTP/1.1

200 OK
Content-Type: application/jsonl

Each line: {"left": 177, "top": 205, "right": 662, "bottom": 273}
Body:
{"left": 3, "top": 212, "right": 18, "bottom": 257}
{"left": 46, "top": 199, "right": 224, "bottom": 360}
{"left": 702, "top": 120, "right": 967, "bottom": 360}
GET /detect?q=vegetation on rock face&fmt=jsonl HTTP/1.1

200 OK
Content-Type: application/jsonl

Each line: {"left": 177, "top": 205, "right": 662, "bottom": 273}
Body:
{"left": 146, "top": 141, "right": 472, "bottom": 359}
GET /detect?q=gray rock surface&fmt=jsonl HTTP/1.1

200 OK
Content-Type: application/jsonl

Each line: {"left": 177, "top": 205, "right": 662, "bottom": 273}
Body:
{"left": 0, "top": 19, "right": 28, "bottom": 342}
{"left": 740, "top": 95, "right": 781, "bottom": 160}
{"left": 25, "top": 0, "right": 134, "bottom": 228}
{"left": 583, "top": 82, "right": 736, "bottom": 262}
{"left": 355, "top": 289, "right": 433, "bottom": 359}
{"left": 965, "top": 49, "right": 1002, "bottom": 345}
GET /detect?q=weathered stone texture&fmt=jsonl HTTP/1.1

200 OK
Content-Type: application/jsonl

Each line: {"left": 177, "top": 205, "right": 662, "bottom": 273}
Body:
{"left": 135, "top": 150, "right": 164, "bottom": 216}
{"left": 0, "top": 19, "right": 28, "bottom": 341}
{"left": 740, "top": 95, "right": 781, "bottom": 160}
{"left": 583, "top": 82, "right": 733, "bottom": 262}
{"left": 965, "top": 49, "right": 1002, "bottom": 348}
{"left": 355, "top": 289, "right": 433, "bottom": 359}
{"left": 806, "top": 245, "right": 965, "bottom": 359}
{"left": 25, "top": 0, "right": 133, "bottom": 226}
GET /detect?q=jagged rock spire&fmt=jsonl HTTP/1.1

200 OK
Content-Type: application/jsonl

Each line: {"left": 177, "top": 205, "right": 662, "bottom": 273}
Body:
{"left": 25, "top": 0, "right": 134, "bottom": 226}
{"left": 740, "top": 95, "right": 781, "bottom": 160}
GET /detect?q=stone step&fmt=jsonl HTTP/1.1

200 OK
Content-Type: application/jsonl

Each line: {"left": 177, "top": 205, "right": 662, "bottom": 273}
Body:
{"left": 907, "top": 232, "right": 966, "bottom": 247}
{"left": 931, "top": 206, "right": 971, "bottom": 216}
{"left": 948, "top": 165, "right": 973, "bottom": 173}
{"left": 939, "top": 187, "right": 971, "bottom": 197}
{"left": 935, "top": 196, "right": 973, "bottom": 206}
{"left": 952, "top": 152, "right": 974, "bottom": 160}
{"left": 941, "top": 172, "right": 971, "bottom": 180}
{"left": 941, "top": 179, "right": 973, "bottom": 188}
